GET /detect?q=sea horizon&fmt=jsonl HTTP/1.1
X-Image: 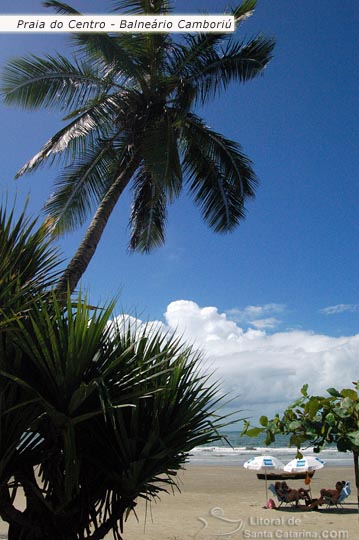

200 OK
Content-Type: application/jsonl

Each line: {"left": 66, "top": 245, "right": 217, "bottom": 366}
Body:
{"left": 189, "top": 431, "right": 353, "bottom": 467}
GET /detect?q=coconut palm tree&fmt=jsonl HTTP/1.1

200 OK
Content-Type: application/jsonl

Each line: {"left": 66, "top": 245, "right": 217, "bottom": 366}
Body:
{"left": 0, "top": 202, "right": 228, "bottom": 540}
{"left": 1, "top": 0, "right": 275, "bottom": 295}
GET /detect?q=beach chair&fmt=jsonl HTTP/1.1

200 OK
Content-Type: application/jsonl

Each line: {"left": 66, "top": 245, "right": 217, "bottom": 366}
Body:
{"left": 324, "top": 481, "right": 351, "bottom": 509}
{"left": 268, "top": 484, "right": 297, "bottom": 508}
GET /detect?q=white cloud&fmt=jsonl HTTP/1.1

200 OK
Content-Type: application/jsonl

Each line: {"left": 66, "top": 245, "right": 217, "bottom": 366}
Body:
{"left": 250, "top": 317, "right": 281, "bottom": 330}
{"left": 226, "top": 303, "right": 285, "bottom": 329}
{"left": 163, "top": 300, "right": 359, "bottom": 420}
{"left": 320, "top": 304, "right": 358, "bottom": 316}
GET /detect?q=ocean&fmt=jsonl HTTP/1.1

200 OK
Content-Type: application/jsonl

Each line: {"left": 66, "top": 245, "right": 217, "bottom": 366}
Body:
{"left": 189, "top": 432, "right": 353, "bottom": 467}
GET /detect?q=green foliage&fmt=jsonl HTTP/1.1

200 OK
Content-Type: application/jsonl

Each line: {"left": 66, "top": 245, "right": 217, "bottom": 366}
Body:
{"left": 327, "top": 387, "right": 342, "bottom": 398}
{"left": 301, "top": 383, "right": 308, "bottom": 396}
{"left": 0, "top": 200, "right": 60, "bottom": 317}
{"left": 243, "top": 382, "right": 359, "bottom": 501}
{"left": 243, "top": 382, "right": 359, "bottom": 454}
{"left": 1, "top": 0, "right": 274, "bottom": 259}
{"left": 0, "top": 202, "right": 229, "bottom": 539}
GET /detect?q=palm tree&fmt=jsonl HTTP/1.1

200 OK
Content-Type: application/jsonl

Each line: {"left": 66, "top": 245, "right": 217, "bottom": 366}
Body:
{"left": 0, "top": 203, "right": 229, "bottom": 539}
{"left": 1, "top": 0, "right": 274, "bottom": 295}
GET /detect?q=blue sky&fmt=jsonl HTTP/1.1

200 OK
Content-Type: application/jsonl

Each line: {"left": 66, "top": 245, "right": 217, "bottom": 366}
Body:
{"left": 0, "top": 1, "right": 358, "bottom": 419}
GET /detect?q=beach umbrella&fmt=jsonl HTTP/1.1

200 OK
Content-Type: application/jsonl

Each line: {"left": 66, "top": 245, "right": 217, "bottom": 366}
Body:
{"left": 283, "top": 456, "right": 325, "bottom": 473}
{"left": 243, "top": 456, "right": 285, "bottom": 505}
{"left": 284, "top": 456, "right": 325, "bottom": 493}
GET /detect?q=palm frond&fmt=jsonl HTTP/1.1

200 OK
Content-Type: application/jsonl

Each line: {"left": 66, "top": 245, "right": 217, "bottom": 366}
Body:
{"left": 233, "top": 0, "right": 257, "bottom": 25}
{"left": 43, "top": 137, "right": 131, "bottom": 236}
{"left": 129, "top": 166, "right": 167, "bottom": 252}
{"left": 175, "top": 35, "right": 275, "bottom": 105}
{"left": 16, "top": 93, "right": 128, "bottom": 177}
{"left": 141, "top": 111, "right": 182, "bottom": 200}
{"left": 166, "top": 0, "right": 259, "bottom": 80}
{"left": 182, "top": 114, "right": 257, "bottom": 232}
{"left": 167, "top": 34, "right": 225, "bottom": 82}
{"left": 43, "top": 0, "right": 152, "bottom": 85}
{"left": 42, "top": 0, "right": 80, "bottom": 15}
{"left": 1, "top": 0, "right": 274, "bottom": 296}
{"left": 111, "top": 0, "right": 172, "bottom": 15}
{"left": 43, "top": 1, "right": 148, "bottom": 85}
{"left": 1, "top": 54, "right": 110, "bottom": 112}
{"left": 72, "top": 33, "right": 145, "bottom": 83}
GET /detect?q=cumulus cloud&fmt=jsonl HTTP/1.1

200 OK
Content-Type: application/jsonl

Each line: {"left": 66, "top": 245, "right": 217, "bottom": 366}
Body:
{"left": 163, "top": 300, "right": 359, "bottom": 420}
{"left": 319, "top": 304, "right": 358, "bottom": 316}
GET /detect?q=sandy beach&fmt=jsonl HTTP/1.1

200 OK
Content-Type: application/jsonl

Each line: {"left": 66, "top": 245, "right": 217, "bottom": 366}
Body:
{"left": 122, "top": 465, "right": 358, "bottom": 540}
{"left": 0, "top": 465, "right": 357, "bottom": 539}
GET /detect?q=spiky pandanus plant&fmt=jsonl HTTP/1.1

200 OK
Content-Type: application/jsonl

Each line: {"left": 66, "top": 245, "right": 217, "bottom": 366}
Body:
{"left": 2, "top": 0, "right": 275, "bottom": 295}
{"left": 0, "top": 205, "right": 228, "bottom": 540}
{"left": 0, "top": 203, "right": 60, "bottom": 538}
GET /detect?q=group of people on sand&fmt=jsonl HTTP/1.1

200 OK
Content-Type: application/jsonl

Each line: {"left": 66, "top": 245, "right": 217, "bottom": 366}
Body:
{"left": 274, "top": 480, "right": 346, "bottom": 510}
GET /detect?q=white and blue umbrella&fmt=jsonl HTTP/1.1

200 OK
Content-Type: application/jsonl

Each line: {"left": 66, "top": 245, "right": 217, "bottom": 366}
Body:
{"left": 284, "top": 456, "right": 325, "bottom": 473}
{"left": 243, "top": 456, "right": 285, "bottom": 504}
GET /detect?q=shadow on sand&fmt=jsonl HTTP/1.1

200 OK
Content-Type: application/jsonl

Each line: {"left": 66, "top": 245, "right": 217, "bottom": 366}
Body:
{"left": 275, "top": 503, "right": 358, "bottom": 515}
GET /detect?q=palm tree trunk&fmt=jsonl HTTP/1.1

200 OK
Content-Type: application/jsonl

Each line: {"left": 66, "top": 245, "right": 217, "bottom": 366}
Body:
{"left": 56, "top": 156, "right": 140, "bottom": 296}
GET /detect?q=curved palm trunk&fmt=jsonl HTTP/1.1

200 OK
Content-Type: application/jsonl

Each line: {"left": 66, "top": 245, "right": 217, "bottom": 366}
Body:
{"left": 56, "top": 156, "right": 140, "bottom": 296}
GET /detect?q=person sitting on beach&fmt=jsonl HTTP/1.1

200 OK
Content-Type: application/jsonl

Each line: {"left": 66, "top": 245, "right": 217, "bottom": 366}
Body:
{"left": 275, "top": 481, "right": 311, "bottom": 505}
{"left": 307, "top": 481, "right": 345, "bottom": 509}
{"left": 281, "top": 481, "right": 311, "bottom": 502}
